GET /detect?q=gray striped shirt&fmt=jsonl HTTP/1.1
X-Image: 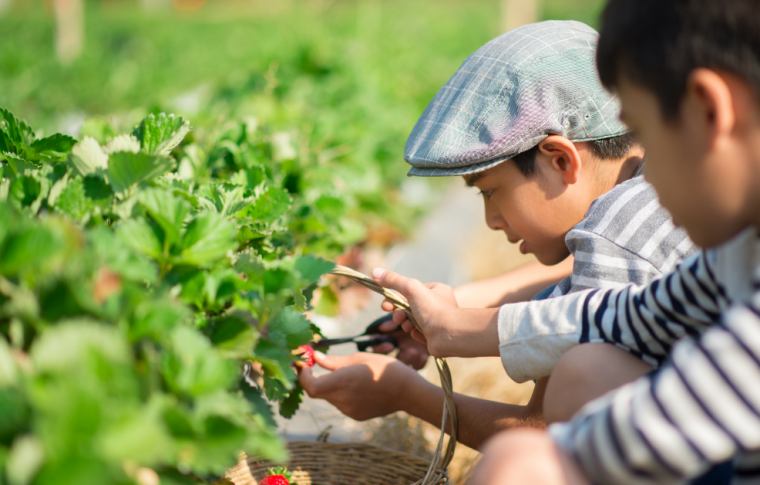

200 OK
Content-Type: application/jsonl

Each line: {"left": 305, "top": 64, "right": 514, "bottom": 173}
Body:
{"left": 498, "top": 174, "right": 696, "bottom": 382}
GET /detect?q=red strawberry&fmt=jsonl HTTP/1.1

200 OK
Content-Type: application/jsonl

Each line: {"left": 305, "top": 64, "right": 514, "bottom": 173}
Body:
{"left": 297, "top": 344, "right": 315, "bottom": 367}
{"left": 260, "top": 467, "right": 291, "bottom": 485}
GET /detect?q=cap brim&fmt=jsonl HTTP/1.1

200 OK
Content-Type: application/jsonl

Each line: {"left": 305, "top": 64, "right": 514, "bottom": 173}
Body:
{"left": 406, "top": 156, "right": 510, "bottom": 177}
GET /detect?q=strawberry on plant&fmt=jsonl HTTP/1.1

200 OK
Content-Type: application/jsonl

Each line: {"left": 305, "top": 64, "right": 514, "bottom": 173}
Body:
{"left": 260, "top": 466, "right": 291, "bottom": 485}
{"left": 297, "top": 344, "right": 315, "bottom": 368}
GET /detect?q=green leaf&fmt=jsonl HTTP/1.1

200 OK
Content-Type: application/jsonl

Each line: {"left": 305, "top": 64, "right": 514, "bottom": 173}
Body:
{"left": 294, "top": 255, "right": 334, "bottom": 284}
{"left": 207, "top": 314, "right": 258, "bottom": 358}
{"left": 129, "top": 299, "right": 188, "bottom": 342}
{"left": 55, "top": 177, "right": 94, "bottom": 220}
{"left": 133, "top": 113, "right": 190, "bottom": 156}
{"left": 0, "top": 108, "right": 34, "bottom": 153}
{"left": 245, "top": 186, "right": 291, "bottom": 223}
{"left": 30, "top": 320, "right": 130, "bottom": 373}
{"left": 7, "top": 435, "right": 43, "bottom": 485}
{"left": 162, "top": 326, "right": 237, "bottom": 397}
{"left": 31, "top": 134, "right": 77, "bottom": 162}
{"left": 268, "top": 307, "right": 313, "bottom": 349}
{"left": 69, "top": 137, "right": 108, "bottom": 176}
{"left": 0, "top": 224, "right": 60, "bottom": 276}
{"left": 107, "top": 151, "right": 174, "bottom": 193}
{"left": 98, "top": 398, "right": 175, "bottom": 466}
{"left": 139, "top": 189, "right": 190, "bottom": 245}
{"left": 279, "top": 382, "right": 303, "bottom": 419}
{"left": 8, "top": 176, "right": 41, "bottom": 208}
{"left": 82, "top": 175, "right": 113, "bottom": 202}
{"left": 178, "top": 213, "right": 237, "bottom": 266}
{"left": 0, "top": 387, "right": 29, "bottom": 443}
{"left": 117, "top": 219, "right": 163, "bottom": 260}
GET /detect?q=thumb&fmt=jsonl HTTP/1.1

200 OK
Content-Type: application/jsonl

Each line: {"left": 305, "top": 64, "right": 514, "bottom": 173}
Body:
{"left": 372, "top": 268, "right": 423, "bottom": 298}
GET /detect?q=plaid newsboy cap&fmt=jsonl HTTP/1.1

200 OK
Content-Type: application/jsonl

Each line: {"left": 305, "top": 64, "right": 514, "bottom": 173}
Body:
{"left": 404, "top": 20, "right": 629, "bottom": 177}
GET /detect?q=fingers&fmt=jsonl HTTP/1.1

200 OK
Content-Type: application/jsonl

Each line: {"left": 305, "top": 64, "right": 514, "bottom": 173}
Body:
{"left": 411, "top": 329, "right": 427, "bottom": 344}
{"left": 392, "top": 309, "right": 408, "bottom": 325}
{"left": 312, "top": 351, "right": 353, "bottom": 371}
{"left": 298, "top": 365, "right": 320, "bottom": 396}
{"left": 371, "top": 342, "right": 395, "bottom": 354}
{"left": 372, "top": 267, "right": 423, "bottom": 297}
{"left": 378, "top": 318, "right": 400, "bottom": 333}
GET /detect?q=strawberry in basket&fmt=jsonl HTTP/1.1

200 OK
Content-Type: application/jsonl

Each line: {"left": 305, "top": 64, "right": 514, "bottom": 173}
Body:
{"left": 259, "top": 466, "right": 292, "bottom": 485}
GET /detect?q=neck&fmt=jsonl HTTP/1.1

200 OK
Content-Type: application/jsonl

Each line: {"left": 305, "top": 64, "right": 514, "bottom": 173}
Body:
{"left": 590, "top": 152, "right": 645, "bottom": 197}
{"left": 613, "top": 153, "right": 645, "bottom": 184}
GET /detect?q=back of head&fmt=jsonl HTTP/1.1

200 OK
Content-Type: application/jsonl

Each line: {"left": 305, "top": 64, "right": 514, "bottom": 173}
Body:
{"left": 405, "top": 20, "right": 629, "bottom": 177}
{"left": 597, "top": 0, "right": 760, "bottom": 118}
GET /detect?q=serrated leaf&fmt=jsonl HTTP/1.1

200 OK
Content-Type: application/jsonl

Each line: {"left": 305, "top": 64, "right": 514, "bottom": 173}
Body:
{"left": 207, "top": 314, "right": 258, "bottom": 358}
{"left": 246, "top": 186, "right": 291, "bottom": 223}
{"left": 178, "top": 213, "right": 236, "bottom": 266}
{"left": 8, "top": 175, "right": 41, "bottom": 207}
{"left": 279, "top": 382, "right": 303, "bottom": 418}
{"left": 55, "top": 177, "right": 94, "bottom": 220}
{"left": 30, "top": 320, "right": 129, "bottom": 373}
{"left": 30, "top": 134, "right": 77, "bottom": 162}
{"left": 103, "top": 134, "right": 140, "bottom": 154}
{"left": 294, "top": 255, "right": 334, "bottom": 284}
{"left": 117, "top": 219, "right": 163, "bottom": 260}
{"left": 162, "top": 326, "right": 237, "bottom": 397}
{"left": 139, "top": 189, "right": 190, "bottom": 245}
{"left": 133, "top": 113, "right": 190, "bottom": 156}
{"left": 268, "top": 307, "right": 313, "bottom": 349}
{"left": 70, "top": 137, "right": 108, "bottom": 176}
{"left": 107, "top": 151, "right": 174, "bottom": 193}
{"left": 0, "top": 224, "right": 60, "bottom": 275}
{"left": 0, "top": 108, "right": 34, "bottom": 153}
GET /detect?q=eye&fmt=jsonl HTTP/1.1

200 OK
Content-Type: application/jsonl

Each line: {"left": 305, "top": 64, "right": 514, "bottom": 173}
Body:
{"left": 478, "top": 189, "right": 495, "bottom": 200}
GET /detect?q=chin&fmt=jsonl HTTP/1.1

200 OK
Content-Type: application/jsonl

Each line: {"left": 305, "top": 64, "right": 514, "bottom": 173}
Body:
{"left": 534, "top": 251, "right": 567, "bottom": 266}
{"left": 684, "top": 223, "right": 746, "bottom": 250}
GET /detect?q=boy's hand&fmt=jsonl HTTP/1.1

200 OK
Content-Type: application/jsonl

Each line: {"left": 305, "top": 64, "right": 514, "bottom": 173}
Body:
{"left": 372, "top": 268, "right": 501, "bottom": 358}
{"left": 372, "top": 268, "right": 462, "bottom": 357}
{"left": 298, "top": 351, "right": 421, "bottom": 421}
{"left": 371, "top": 320, "right": 430, "bottom": 370}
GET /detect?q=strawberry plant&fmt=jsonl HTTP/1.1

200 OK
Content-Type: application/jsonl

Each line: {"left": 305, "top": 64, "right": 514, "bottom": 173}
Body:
{"left": 0, "top": 106, "right": 372, "bottom": 484}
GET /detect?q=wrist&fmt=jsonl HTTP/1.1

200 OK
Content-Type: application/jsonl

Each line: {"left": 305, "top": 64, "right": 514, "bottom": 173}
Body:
{"left": 398, "top": 371, "right": 440, "bottom": 417}
{"left": 453, "top": 307, "right": 500, "bottom": 357}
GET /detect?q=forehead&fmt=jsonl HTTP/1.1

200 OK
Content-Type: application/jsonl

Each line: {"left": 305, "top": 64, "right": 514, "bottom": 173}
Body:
{"left": 462, "top": 164, "right": 504, "bottom": 186}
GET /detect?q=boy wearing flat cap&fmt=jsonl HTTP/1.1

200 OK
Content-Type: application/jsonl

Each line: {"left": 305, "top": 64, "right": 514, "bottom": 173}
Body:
{"left": 299, "top": 20, "right": 693, "bottom": 449}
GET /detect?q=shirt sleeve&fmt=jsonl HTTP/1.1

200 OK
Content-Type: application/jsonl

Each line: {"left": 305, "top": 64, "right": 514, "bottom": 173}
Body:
{"left": 564, "top": 228, "right": 663, "bottom": 293}
{"left": 549, "top": 301, "right": 760, "bottom": 484}
{"left": 498, "top": 250, "right": 720, "bottom": 382}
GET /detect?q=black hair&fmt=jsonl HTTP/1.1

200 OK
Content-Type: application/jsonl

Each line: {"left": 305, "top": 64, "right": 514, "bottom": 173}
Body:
{"left": 596, "top": 0, "right": 760, "bottom": 119}
{"left": 511, "top": 133, "right": 637, "bottom": 177}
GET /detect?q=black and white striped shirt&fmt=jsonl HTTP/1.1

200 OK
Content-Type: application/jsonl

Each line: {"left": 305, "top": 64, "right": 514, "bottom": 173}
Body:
{"left": 516, "top": 228, "right": 760, "bottom": 483}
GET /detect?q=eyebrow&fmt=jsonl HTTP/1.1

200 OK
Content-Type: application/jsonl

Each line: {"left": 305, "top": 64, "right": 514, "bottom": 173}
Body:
{"left": 463, "top": 172, "right": 486, "bottom": 187}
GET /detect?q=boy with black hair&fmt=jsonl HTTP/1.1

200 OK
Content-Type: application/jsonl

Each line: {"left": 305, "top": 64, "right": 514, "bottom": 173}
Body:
{"left": 454, "top": 0, "right": 760, "bottom": 482}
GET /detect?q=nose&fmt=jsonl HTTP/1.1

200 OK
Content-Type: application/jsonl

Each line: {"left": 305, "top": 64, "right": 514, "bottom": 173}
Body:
{"left": 483, "top": 199, "right": 505, "bottom": 232}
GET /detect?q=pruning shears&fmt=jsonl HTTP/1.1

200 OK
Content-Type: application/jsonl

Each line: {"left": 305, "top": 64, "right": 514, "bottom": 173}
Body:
{"left": 311, "top": 313, "right": 398, "bottom": 352}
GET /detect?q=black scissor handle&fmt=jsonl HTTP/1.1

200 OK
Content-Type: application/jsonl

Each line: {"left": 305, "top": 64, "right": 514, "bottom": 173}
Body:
{"left": 356, "top": 334, "right": 398, "bottom": 352}
{"left": 363, "top": 313, "right": 394, "bottom": 335}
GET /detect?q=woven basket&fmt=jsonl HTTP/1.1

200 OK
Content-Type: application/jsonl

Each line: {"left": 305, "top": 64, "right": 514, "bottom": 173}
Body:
{"left": 225, "top": 441, "right": 447, "bottom": 485}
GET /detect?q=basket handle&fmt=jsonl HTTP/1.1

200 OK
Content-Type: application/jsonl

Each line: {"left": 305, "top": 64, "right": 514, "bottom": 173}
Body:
{"left": 330, "top": 265, "right": 458, "bottom": 484}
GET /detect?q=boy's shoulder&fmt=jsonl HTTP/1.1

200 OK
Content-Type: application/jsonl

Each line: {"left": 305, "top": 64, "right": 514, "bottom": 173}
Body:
{"left": 567, "top": 175, "right": 696, "bottom": 274}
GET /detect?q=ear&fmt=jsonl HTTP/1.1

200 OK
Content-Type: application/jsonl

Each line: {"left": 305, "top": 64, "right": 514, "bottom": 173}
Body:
{"left": 685, "top": 69, "right": 736, "bottom": 147}
{"left": 536, "top": 135, "right": 583, "bottom": 184}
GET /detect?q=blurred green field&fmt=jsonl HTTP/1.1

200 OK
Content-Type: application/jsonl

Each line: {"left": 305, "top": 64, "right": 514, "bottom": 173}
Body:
{"left": 1, "top": 0, "right": 605, "bottom": 130}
